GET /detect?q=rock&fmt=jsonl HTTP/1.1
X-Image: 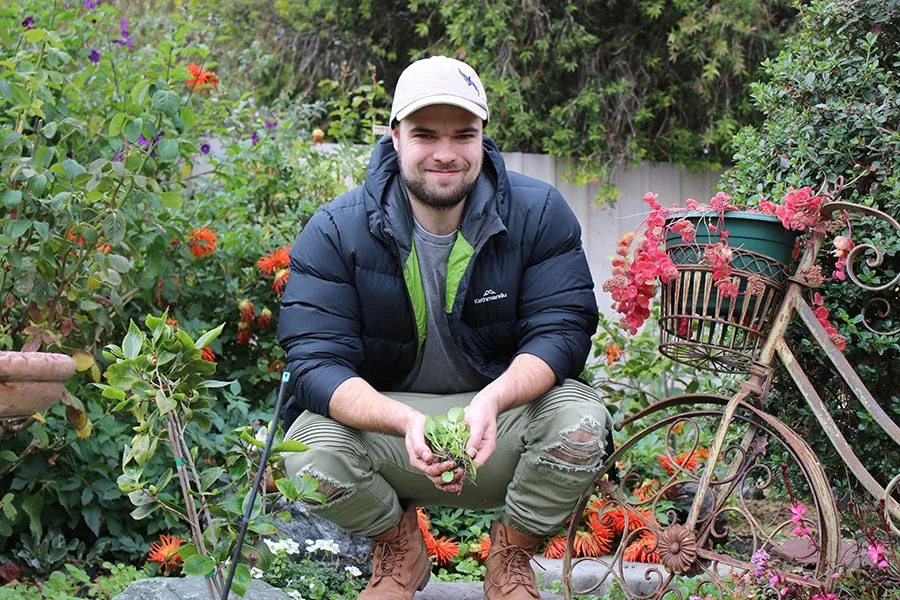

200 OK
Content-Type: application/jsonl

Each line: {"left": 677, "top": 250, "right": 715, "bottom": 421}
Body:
{"left": 273, "top": 499, "right": 373, "bottom": 576}
{"left": 113, "top": 576, "right": 291, "bottom": 599}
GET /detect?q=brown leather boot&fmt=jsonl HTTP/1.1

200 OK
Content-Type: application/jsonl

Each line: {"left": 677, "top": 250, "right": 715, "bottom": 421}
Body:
{"left": 484, "top": 520, "right": 543, "bottom": 600}
{"left": 358, "top": 504, "right": 430, "bottom": 599}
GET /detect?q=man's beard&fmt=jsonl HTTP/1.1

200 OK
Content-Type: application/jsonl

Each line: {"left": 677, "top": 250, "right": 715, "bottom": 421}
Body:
{"left": 400, "top": 164, "right": 478, "bottom": 211}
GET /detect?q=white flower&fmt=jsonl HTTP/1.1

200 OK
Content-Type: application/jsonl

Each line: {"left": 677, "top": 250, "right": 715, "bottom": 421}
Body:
{"left": 264, "top": 539, "right": 283, "bottom": 553}
{"left": 344, "top": 565, "right": 362, "bottom": 577}
{"left": 305, "top": 538, "right": 340, "bottom": 554}
{"left": 250, "top": 567, "right": 264, "bottom": 579}
{"left": 255, "top": 425, "right": 268, "bottom": 444}
{"left": 282, "top": 538, "right": 300, "bottom": 555}
{"left": 286, "top": 591, "right": 305, "bottom": 600}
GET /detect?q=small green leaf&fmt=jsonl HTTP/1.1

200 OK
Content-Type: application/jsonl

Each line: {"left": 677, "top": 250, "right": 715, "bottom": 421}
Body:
{"left": 2, "top": 190, "right": 22, "bottom": 208}
{"left": 157, "top": 138, "right": 179, "bottom": 161}
{"left": 194, "top": 323, "right": 225, "bottom": 349}
{"left": 42, "top": 122, "right": 58, "bottom": 138}
{"left": 271, "top": 440, "right": 309, "bottom": 453}
{"left": 230, "top": 564, "right": 251, "bottom": 597}
{"left": 108, "top": 113, "right": 128, "bottom": 138}
{"left": 155, "top": 389, "right": 176, "bottom": 414}
{"left": 441, "top": 471, "right": 454, "bottom": 483}
{"left": 123, "top": 321, "right": 144, "bottom": 359}
{"left": 160, "top": 191, "right": 183, "bottom": 209}
{"left": 107, "top": 254, "right": 130, "bottom": 273}
{"left": 151, "top": 90, "right": 181, "bottom": 117}
{"left": 274, "top": 477, "right": 298, "bottom": 500}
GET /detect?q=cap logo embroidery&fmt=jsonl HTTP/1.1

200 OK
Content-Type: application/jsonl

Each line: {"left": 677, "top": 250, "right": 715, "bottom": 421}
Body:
{"left": 458, "top": 69, "right": 480, "bottom": 96}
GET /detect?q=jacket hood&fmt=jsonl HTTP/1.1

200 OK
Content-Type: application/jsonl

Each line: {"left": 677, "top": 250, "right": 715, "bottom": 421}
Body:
{"left": 363, "top": 135, "right": 510, "bottom": 258}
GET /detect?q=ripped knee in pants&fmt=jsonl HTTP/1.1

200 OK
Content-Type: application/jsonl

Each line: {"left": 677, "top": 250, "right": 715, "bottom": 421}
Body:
{"left": 540, "top": 416, "right": 606, "bottom": 472}
{"left": 298, "top": 468, "right": 354, "bottom": 506}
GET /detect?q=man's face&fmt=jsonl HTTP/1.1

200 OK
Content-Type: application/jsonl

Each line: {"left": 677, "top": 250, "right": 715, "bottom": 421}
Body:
{"left": 392, "top": 104, "right": 484, "bottom": 211}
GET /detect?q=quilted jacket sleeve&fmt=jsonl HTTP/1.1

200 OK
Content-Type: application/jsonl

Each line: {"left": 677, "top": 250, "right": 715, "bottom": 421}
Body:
{"left": 277, "top": 208, "right": 363, "bottom": 416}
{"left": 515, "top": 187, "right": 598, "bottom": 381}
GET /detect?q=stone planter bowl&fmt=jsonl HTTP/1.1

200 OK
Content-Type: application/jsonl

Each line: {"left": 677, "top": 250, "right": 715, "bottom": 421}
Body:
{"left": 0, "top": 351, "right": 77, "bottom": 419}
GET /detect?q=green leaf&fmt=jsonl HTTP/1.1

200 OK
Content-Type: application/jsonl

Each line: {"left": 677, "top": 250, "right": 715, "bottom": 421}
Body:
{"left": 180, "top": 106, "right": 197, "bottom": 131}
{"left": 24, "top": 28, "right": 48, "bottom": 43}
{"left": 130, "top": 503, "right": 160, "bottom": 520}
{"left": 157, "top": 138, "right": 180, "bottom": 162}
{"left": 160, "top": 191, "right": 183, "bottom": 209}
{"left": 123, "top": 321, "right": 144, "bottom": 359}
{"left": 199, "top": 467, "right": 224, "bottom": 492}
{"left": 101, "top": 386, "right": 126, "bottom": 402}
{"left": 108, "top": 113, "right": 128, "bottom": 138}
{"left": 274, "top": 477, "right": 298, "bottom": 499}
{"left": 9, "top": 219, "right": 31, "bottom": 238}
{"left": 230, "top": 564, "right": 251, "bottom": 597}
{"left": 194, "top": 323, "right": 225, "bottom": 349}
{"left": 103, "top": 211, "right": 127, "bottom": 246}
{"left": 155, "top": 389, "right": 176, "bottom": 414}
{"left": 124, "top": 117, "right": 143, "bottom": 142}
{"left": 447, "top": 406, "right": 465, "bottom": 424}
{"left": 0, "top": 451, "right": 17, "bottom": 463}
{"left": 21, "top": 494, "right": 44, "bottom": 538}
{"left": 151, "top": 90, "right": 181, "bottom": 118}
{"left": 107, "top": 254, "right": 130, "bottom": 273}
{"left": 441, "top": 471, "right": 454, "bottom": 483}
{"left": 61, "top": 159, "right": 87, "bottom": 178}
{"left": 42, "top": 122, "right": 58, "bottom": 138}
{"left": 1, "top": 190, "right": 22, "bottom": 208}
{"left": 198, "top": 380, "right": 233, "bottom": 389}
{"left": 182, "top": 554, "right": 215, "bottom": 577}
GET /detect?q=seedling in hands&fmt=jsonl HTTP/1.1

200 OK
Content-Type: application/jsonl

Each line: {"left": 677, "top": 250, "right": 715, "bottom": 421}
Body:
{"left": 423, "top": 407, "right": 477, "bottom": 487}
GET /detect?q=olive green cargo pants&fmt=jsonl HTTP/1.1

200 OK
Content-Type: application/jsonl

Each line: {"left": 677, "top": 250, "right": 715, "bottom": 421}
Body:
{"left": 283, "top": 379, "right": 611, "bottom": 538}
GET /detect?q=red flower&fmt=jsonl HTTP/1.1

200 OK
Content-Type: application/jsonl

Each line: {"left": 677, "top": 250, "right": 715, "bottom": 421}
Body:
{"left": 186, "top": 63, "right": 219, "bottom": 92}
{"left": 188, "top": 227, "right": 217, "bottom": 258}
{"left": 587, "top": 511, "right": 615, "bottom": 554}
{"left": 273, "top": 268, "right": 290, "bottom": 294}
{"left": 257, "top": 247, "right": 291, "bottom": 276}
{"left": 426, "top": 535, "right": 459, "bottom": 565}
{"left": 148, "top": 534, "right": 184, "bottom": 574}
{"left": 623, "top": 533, "right": 659, "bottom": 563}
{"left": 236, "top": 322, "right": 251, "bottom": 344}
{"left": 239, "top": 299, "right": 255, "bottom": 324}
{"left": 201, "top": 347, "right": 215, "bottom": 362}
{"left": 257, "top": 308, "right": 272, "bottom": 329}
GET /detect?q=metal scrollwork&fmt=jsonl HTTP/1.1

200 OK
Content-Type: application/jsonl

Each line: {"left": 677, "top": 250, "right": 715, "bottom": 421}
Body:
{"left": 820, "top": 201, "right": 899, "bottom": 335}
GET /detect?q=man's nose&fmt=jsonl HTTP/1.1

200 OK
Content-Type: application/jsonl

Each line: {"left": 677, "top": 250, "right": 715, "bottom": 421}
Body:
{"left": 431, "top": 139, "right": 458, "bottom": 163}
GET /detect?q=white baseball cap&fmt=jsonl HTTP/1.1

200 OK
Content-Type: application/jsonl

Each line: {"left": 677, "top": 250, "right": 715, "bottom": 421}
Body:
{"left": 390, "top": 56, "right": 490, "bottom": 124}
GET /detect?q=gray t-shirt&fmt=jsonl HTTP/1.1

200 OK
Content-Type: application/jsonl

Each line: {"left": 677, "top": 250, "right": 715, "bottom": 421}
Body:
{"left": 396, "top": 220, "right": 492, "bottom": 394}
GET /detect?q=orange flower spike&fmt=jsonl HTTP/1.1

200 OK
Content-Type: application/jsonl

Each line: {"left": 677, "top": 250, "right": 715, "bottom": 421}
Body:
{"left": 470, "top": 533, "right": 492, "bottom": 562}
{"left": 605, "top": 343, "right": 623, "bottom": 366}
{"left": 586, "top": 511, "right": 615, "bottom": 554}
{"left": 428, "top": 536, "right": 459, "bottom": 565}
{"left": 416, "top": 507, "right": 431, "bottom": 537}
{"left": 623, "top": 533, "right": 659, "bottom": 563}
{"left": 542, "top": 535, "right": 567, "bottom": 559}
{"left": 257, "top": 246, "right": 291, "bottom": 275}
{"left": 201, "top": 347, "right": 215, "bottom": 362}
{"left": 573, "top": 530, "right": 605, "bottom": 557}
{"left": 188, "top": 226, "right": 217, "bottom": 258}
{"left": 633, "top": 478, "right": 660, "bottom": 502}
{"left": 148, "top": 534, "right": 185, "bottom": 574}
{"left": 186, "top": 63, "right": 219, "bottom": 92}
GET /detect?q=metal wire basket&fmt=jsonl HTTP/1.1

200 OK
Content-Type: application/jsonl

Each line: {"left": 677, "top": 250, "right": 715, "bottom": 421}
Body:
{"left": 658, "top": 212, "right": 797, "bottom": 373}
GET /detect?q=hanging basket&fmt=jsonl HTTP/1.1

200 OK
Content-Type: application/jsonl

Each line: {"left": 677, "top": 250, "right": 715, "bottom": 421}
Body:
{"left": 0, "top": 352, "right": 77, "bottom": 419}
{"left": 658, "top": 211, "right": 798, "bottom": 374}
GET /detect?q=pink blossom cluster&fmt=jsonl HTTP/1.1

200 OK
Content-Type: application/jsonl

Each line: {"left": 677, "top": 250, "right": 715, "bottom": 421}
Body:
{"left": 811, "top": 293, "right": 847, "bottom": 352}
{"left": 831, "top": 235, "right": 854, "bottom": 281}
{"left": 602, "top": 193, "right": 678, "bottom": 333}
{"left": 758, "top": 187, "right": 824, "bottom": 232}
{"left": 867, "top": 541, "right": 889, "bottom": 569}
{"left": 790, "top": 503, "right": 812, "bottom": 537}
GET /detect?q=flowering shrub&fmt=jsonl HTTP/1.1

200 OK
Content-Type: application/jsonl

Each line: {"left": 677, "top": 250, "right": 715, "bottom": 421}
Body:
{"left": 257, "top": 537, "right": 364, "bottom": 600}
{"left": 603, "top": 189, "right": 848, "bottom": 339}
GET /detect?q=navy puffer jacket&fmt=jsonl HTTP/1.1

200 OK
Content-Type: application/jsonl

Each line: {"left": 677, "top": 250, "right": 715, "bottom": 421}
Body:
{"left": 278, "top": 135, "right": 598, "bottom": 417}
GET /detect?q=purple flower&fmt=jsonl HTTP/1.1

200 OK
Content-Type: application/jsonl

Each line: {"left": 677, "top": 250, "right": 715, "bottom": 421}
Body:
{"left": 114, "top": 18, "right": 133, "bottom": 48}
{"left": 66, "top": 151, "right": 74, "bottom": 159}
{"left": 251, "top": 131, "right": 260, "bottom": 145}
{"left": 83, "top": 0, "right": 99, "bottom": 9}
{"left": 113, "top": 148, "right": 125, "bottom": 162}
{"left": 200, "top": 143, "right": 211, "bottom": 155}
{"left": 88, "top": 49, "right": 101, "bottom": 64}
{"left": 22, "top": 16, "right": 36, "bottom": 29}
{"left": 136, "top": 134, "right": 150, "bottom": 150}
{"left": 264, "top": 115, "right": 278, "bottom": 130}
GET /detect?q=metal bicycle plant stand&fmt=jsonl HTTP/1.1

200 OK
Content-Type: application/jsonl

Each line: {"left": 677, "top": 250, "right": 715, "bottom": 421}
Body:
{"left": 561, "top": 201, "right": 900, "bottom": 599}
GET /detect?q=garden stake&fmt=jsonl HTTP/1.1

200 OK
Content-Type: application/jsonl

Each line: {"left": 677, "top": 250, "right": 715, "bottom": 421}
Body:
{"left": 221, "top": 371, "right": 291, "bottom": 600}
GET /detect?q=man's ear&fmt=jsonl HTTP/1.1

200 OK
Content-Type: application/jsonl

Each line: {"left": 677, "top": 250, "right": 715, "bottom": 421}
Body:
{"left": 391, "top": 125, "right": 400, "bottom": 151}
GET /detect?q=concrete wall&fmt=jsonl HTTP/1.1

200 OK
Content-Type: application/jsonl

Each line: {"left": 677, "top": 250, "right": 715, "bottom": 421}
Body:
{"left": 501, "top": 152, "right": 722, "bottom": 314}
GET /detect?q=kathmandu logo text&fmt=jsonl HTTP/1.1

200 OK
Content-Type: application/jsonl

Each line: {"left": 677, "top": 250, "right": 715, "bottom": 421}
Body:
{"left": 474, "top": 288, "right": 507, "bottom": 304}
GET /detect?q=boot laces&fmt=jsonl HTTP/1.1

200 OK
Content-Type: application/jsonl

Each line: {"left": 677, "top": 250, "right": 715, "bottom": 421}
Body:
{"left": 372, "top": 537, "right": 409, "bottom": 580}
{"left": 489, "top": 543, "right": 534, "bottom": 587}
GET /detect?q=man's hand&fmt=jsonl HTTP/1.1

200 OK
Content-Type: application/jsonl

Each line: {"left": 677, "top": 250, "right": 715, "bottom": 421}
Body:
{"left": 464, "top": 391, "right": 500, "bottom": 468}
{"left": 404, "top": 410, "right": 466, "bottom": 493}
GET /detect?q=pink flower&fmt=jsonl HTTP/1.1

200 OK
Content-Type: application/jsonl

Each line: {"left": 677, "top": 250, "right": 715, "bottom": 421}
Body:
{"left": 790, "top": 503, "right": 808, "bottom": 523}
{"left": 710, "top": 192, "right": 733, "bottom": 212}
{"left": 867, "top": 542, "right": 890, "bottom": 569}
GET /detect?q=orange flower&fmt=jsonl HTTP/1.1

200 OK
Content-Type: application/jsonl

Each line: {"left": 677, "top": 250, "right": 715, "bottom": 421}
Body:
{"left": 201, "top": 347, "right": 215, "bottom": 362}
{"left": 257, "top": 247, "right": 291, "bottom": 275}
{"left": 633, "top": 478, "right": 660, "bottom": 502}
{"left": 148, "top": 534, "right": 184, "bottom": 574}
{"left": 239, "top": 299, "right": 255, "bottom": 324}
{"left": 623, "top": 533, "right": 659, "bottom": 563}
{"left": 257, "top": 307, "right": 273, "bottom": 329}
{"left": 657, "top": 448, "right": 707, "bottom": 476}
{"left": 97, "top": 242, "right": 111, "bottom": 254}
{"left": 186, "top": 63, "right": 219, "bottom": 92}
{"left": 573, "top": 530, "right": 605, "bottom": 557}
{"left": 167, "top": 317, "right": 179, "bottom": 328}
{"left": 595, "top": 506, "right": 649, "bottom": 535}
{"left": 66, "top": 229, "right": 84, "bottom": 247}
{"left": 425, "top": 535, "right": 459, "bottom": 565}
{"left": 605, "top": 343, "right": 623, "bottom": 366}
{"left": 542, "top": 535, "right": 567, "bottom": 558}
{"left": 273, "top": 268, "right": 290, "bottom": 294}
{"left": 416, "top": 507, "right": 432, "bottom": 538}
{"left": 236, "top": 322, "right": 251, "bottom": 344}
{"left": 586, "top": 511, "right": 615, "bottom": 554}
{"left": 469, "top": 533, "right": 491, "bottom": 562}
{"left": 267, "top": 360, "right": 283, "bottom": 373}
{"left": 188, "top": 227, "right": 217, "bottom": 258}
